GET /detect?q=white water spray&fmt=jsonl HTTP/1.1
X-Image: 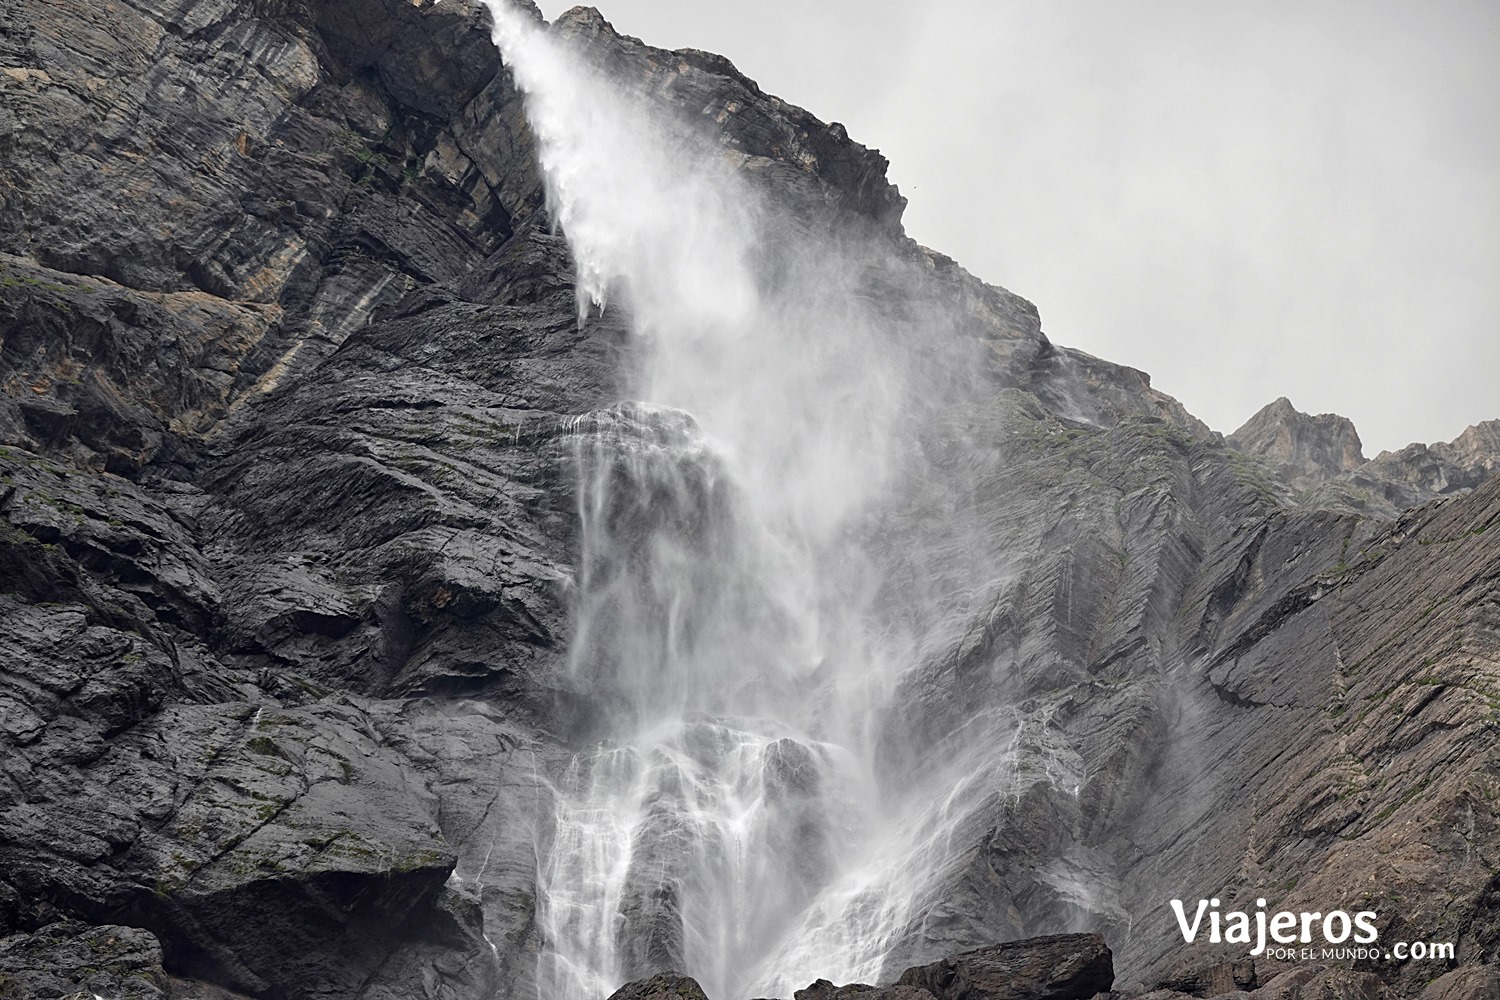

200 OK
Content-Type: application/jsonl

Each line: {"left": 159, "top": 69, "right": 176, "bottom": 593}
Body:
{"left": 483, "top": 5, "right": 1084, "bottom": 998}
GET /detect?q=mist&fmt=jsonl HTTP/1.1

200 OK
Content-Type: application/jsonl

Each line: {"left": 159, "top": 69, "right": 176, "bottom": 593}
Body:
{"left": 533, "top": 0, "right": 1500, "bottom": 455}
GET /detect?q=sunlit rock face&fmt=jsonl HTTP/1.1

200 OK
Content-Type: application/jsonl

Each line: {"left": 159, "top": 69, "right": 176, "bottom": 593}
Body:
{"left": 2, "top": 2, "right": 1499, "bottom": 999}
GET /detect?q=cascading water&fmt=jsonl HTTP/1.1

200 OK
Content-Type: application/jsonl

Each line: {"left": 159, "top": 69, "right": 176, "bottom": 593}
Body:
{"left": 482, "top": 5, "right": 1072, "bottom": 997}
{"left": 539, "top": 402, "right": 879, "bottom": 997}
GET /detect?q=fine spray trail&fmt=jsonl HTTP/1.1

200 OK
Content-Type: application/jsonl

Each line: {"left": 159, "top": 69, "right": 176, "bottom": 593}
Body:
{"left": 483, "top": 5, "right": 1056, "bottom": 997}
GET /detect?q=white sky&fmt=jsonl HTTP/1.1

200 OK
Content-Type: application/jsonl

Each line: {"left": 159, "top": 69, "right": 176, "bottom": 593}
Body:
{"left": 533, "top": 1, "right": 1499, "bottom": 454}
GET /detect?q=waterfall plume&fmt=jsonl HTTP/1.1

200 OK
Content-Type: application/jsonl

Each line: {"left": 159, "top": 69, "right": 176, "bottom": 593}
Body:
{"left": 483, "top": 5, "right": 1061, "bottom": 997}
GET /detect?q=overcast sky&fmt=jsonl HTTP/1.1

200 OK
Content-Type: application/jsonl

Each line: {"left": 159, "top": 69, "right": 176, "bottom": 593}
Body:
{"left": 532, "top": 1, "right": 1498, "bottom": 454}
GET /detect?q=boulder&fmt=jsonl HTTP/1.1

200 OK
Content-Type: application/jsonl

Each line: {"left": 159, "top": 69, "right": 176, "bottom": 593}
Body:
{"left": 607, "top": 971, "right": 712, "bottom": 1000}
{"left": 0, "top": 921, "right": 168, "bottom": 1000}
{"left": 794, "top": 978, "right": 937, "bottom": 999}
{"left": 896, "top": 933, "right": 1113, "bottom": 1000}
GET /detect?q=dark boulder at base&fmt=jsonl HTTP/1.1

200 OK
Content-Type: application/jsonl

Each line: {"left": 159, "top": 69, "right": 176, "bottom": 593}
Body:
{"left": 607, "top": 971, "right": 712, "bottom": 1000}
{"left": 0, "top": 921, "right": 168, "bottom": 1000}
{"left": 609, "top": 934, "right": 1112, "bottom": 1000}
{"left": 793, "top": 978, "right": 937, "bottom": 999}
{"left": 896, "top": 933, "right": 1113, "bottom": 1000}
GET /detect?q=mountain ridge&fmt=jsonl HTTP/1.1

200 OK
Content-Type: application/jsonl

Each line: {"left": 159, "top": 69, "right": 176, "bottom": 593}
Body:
{"left": 1226, "top": 395, "right": 1497, "bottom": 508}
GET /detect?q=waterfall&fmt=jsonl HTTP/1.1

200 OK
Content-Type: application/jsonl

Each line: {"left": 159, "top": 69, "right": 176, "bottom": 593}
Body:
{"left": 482, "top": 5, "right": 1054, "bottom": 997}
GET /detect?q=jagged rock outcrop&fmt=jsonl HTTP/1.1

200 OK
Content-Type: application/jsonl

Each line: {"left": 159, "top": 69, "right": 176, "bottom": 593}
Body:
{"left": 1228, "top": 396, "right": 1365, "bottom": 487}
{"left": 1360, "top": 418, "right": 1500, "bottom": 504}
{"left": 548, "top": 7, "right": 906, "bottom": 237}
{"left": 1226, "top": 398, "right": 1500, "bottom": 512}
{"left": 2, "top": 1, "right": 1498, "bottom": 999}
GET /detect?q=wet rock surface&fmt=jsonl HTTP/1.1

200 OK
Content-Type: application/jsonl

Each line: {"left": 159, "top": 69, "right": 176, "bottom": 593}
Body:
{"left": 2, "top": 1, "right": 1498, "bottom": 999}
{"left": 792, "top": 981, "right": 937, "bottom": 1000}
{"left": 0, "top": 921, "right": 169, "bottom": 1000}
{"left": 607, "top": 972, "right": 713, "bottom": 1000}
{"left": 614, "top": 933, "right": 1112, "bottom": 1000}
{"left": 895, "top": 934, "right": 1113, "bottom": 1000}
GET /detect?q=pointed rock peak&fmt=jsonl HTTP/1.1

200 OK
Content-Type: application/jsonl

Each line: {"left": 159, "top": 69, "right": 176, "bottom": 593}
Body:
{"left": 1227, "top": 397, "right": 1365, "bottom": 485}
{"left": 551, "top": 6, "right": 622, "bottom": 45}
{"left": 1236, "top": 396, "right": 1342, "bottom": 430}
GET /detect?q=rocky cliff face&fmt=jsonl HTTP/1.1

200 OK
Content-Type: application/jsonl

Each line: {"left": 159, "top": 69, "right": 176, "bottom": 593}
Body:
{"left": 1227, "top": 397, "right": 1498, "bottom": 513}
{"left": 1227, "top": 397, "right": 1366, "bottom": 487}
{"left": 2, "top": 3, "right": 1498, "bottom": 1000}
